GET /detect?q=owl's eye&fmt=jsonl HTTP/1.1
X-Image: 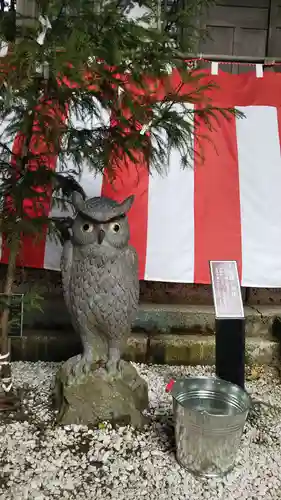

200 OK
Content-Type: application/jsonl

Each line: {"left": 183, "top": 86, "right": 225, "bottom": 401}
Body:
{"left": 112, "top": 223, "right": 120, "bottom": 233}
{"left": 82, "top": 223, "right": 93, "bottom": 233}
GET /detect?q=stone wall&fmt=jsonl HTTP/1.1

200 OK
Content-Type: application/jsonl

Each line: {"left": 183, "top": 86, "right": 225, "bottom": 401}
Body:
{"left": 1, "top": 265, "right": 281, "bottom": 314}
{"left": 1, "top": 264, "right": 280, "bottom": 364}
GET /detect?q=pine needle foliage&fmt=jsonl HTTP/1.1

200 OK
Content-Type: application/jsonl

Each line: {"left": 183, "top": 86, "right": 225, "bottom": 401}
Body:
{"left": 0, "top": 1, "right": 244, "bottom": 393}
{"left": 0, "top": 0, "right": 243, "bottom": 189}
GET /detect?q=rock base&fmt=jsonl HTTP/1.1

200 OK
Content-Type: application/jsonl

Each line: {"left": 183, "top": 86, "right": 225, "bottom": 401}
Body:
{"left": 53, "top": 359, "right": 148, "bottom": 428}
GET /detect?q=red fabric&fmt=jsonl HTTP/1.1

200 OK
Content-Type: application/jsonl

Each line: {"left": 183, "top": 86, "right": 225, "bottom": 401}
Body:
{"left": 2, "top": 68, "right": 281, "bottom": 282}
{"left": 1, "top": 100, "right": 68, "bottom": 267}
{"left": 101, "top": 162, "right": 149, "bottom": 280}
{"left": 102, "top": 111, "right": 149, "bottom": 280}
{"left": 193, "top": 106, "right": 242, "bottom": 283}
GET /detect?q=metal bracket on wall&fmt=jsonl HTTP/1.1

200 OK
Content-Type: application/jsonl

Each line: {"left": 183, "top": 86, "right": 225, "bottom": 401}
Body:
{"left": 183, "top": 53, "right": 281, "bottom": 64}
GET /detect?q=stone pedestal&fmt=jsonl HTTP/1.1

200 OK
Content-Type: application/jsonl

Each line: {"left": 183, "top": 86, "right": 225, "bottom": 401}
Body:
{"left": 54, "top": 359, "right": 148, "bottom": 428}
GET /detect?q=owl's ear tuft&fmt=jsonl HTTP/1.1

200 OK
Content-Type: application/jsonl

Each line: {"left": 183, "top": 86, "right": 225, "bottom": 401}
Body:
{"left": 72, "top": 191, "right": 86, "bottom": 213}
{"left": 119, "top": 195, "right": 135, "bottom": 215}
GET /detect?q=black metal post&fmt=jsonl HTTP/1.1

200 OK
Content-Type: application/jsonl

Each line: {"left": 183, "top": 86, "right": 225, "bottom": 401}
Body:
{"left": 215, "top": 318, "right": 245, "bottom": 389}
{"left": 209, "top": 261, "right": 245, "bottom": 390}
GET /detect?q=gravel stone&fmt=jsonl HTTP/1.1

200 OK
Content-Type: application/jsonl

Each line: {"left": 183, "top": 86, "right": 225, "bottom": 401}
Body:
{"left": 0, "top": 362, "right": 280, "bottom": 499}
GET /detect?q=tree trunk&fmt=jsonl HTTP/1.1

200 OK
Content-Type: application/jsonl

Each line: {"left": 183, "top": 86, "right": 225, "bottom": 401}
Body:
{"left": 0, "top": 0, "right": 39, "bottom": 401}
{"left": 0, "top": 238, "right": 19, "bottom": 394}
{"left": 1, "top": 238, "right": 18, "bottom": 352}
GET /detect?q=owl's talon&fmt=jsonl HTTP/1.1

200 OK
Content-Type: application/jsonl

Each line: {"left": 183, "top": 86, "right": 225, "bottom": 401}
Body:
{"left": 64, "top": 352, "right": 93, "bottom": 383}
{"left": 106, "top": 346, "right": 121, "bottom": 376}
{"left": 105, "top": 359, "right": 120, "bottom": 376}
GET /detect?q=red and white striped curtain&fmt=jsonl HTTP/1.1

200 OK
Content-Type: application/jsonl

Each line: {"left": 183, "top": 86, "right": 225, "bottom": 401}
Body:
{"left": 1, "top": 67, "right": 281, "bottom": 287}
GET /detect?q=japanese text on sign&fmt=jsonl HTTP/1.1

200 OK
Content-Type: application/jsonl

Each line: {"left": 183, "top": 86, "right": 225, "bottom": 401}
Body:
{"left": 209, "top": 261, "right": 244, "bottom": 319}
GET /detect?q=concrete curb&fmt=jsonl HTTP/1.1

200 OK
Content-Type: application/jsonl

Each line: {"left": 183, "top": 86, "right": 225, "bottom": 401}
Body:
{"left": 10, "top": 331, "right": 280, "bottom": 367}
{"left": 24, "top": 300, "right": 281, "bottom": 339}
{"left": 135, "top": 304, "right": 280, "bottom": 338}
{"left": 145, "top": 334, "right": 279, "bottom": 366}
{"left": 10, "top": 302, "right": 281, "bottom": 366}
{"left": 23, "top": 301, "right": 281, "bottom": 339}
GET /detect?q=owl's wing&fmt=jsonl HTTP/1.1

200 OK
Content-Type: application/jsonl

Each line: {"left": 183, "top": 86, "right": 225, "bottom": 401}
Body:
{"left": 124, "top": 245, "right": 140, "bottom": 318}
{"left": 60, "top": 240, "right": 73, "bottom": 311}
{"left": 126, "top": 245, "right": 138, "bottom": 271}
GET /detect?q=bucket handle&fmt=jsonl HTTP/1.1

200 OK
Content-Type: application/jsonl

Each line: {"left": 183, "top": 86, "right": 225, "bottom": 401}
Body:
{"left": 165, "top": 379, "right": 175, "bottom": 393}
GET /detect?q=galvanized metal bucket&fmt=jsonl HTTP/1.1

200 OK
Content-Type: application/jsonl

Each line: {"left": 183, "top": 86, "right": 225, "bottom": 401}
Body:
{"left": 166, "top": 376, "right": 251, "bottom": 477}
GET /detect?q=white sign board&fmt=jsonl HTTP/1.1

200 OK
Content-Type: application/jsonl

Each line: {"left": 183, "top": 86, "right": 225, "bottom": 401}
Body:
{"left": 209, "top": 261, "right": 244, "bottom": 320}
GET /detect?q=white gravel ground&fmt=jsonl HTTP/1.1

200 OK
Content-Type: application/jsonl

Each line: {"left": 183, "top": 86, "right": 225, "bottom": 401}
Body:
{"left": 0, "top": 362, "right": 281, "bottom": 500}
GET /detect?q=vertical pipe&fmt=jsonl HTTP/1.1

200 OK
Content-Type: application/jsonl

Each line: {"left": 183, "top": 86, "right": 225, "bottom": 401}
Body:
{"left": 215, "top": 318, "right": 245, "bottom": 390}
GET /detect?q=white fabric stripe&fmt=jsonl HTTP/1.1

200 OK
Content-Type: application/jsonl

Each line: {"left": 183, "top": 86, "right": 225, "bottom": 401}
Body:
{"left": 43, "top": 102, "right": 109, "bottom": 270}
{"left": 236, "top": 106, "right": 281, "bottom": 287}
{"left": 144, "top": 103, "right": 195, "bottom": 282}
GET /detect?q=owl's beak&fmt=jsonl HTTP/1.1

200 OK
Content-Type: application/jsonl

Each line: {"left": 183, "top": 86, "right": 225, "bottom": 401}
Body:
{"left": 97, "top": 228, "right": 105, "bottom": 244}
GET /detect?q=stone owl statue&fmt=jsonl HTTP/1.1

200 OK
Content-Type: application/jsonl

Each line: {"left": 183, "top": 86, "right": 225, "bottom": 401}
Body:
{"left": 61, "top": 191, "right": 139, "bottom": 378}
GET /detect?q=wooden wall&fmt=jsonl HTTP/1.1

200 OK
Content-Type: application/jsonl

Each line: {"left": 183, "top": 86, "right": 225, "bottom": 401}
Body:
{"left": 200, "top": 0, "right": 281, "bottom": 59}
